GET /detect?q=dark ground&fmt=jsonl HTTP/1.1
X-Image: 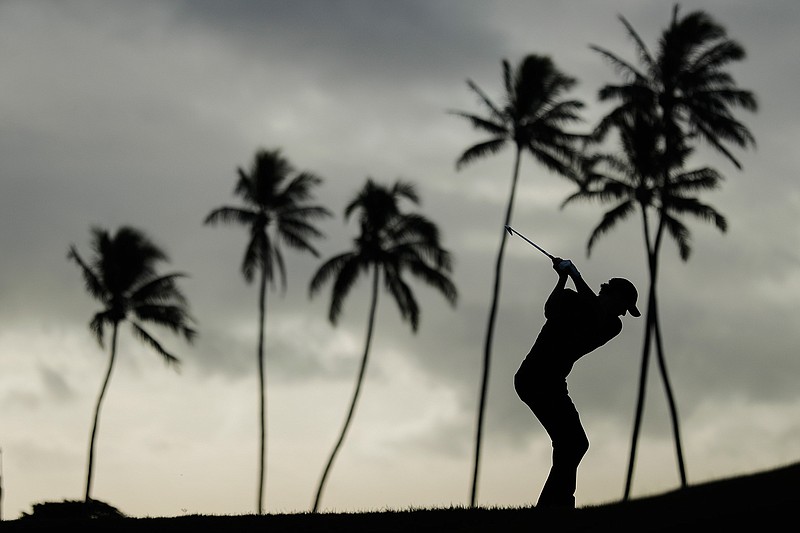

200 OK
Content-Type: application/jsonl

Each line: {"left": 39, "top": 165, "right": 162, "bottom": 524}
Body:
{"left": 6, "top": 461, "right": 798, "bottom": 532}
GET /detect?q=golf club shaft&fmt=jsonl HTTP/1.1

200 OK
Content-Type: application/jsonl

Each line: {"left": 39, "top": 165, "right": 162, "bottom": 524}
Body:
{"left": 504, "top": 225, "right": 555, "bottom": 260}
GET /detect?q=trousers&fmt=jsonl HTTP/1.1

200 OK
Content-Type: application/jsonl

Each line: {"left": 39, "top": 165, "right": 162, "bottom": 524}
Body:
{"left": 514, "top": 372, "right": 589, "bottom": 508}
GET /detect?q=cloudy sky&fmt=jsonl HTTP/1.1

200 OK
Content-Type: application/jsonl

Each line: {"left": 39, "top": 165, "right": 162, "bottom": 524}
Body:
{"left": 2, "top": 0, "right": 799, "bottom": 519}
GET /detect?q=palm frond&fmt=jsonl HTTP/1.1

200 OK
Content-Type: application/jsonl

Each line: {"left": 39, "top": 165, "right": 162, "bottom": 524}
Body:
{"left": 535, "top": 100, "right": 586, "bottom": 130}
{"left": 690, "top": 39, "right": 745, "bottom": 73}
{"left": 465, "top": 78, "right": 504, "bottom": 120}
{"left": 280, "top": 205, "right": 333, "bottom": 222}
{"left": 241, "top": 229, "right": 268, "bottom": 283}
{"left": 395, "top": 240, "right": 453, "bottom": 274}
{"left": 502, "top": 59, "right": 514, "bottom": 104}
{"left": 277, "top": 172, "right": 324, "bottom": 209}
{"left": 234, "top": 167, "right": 258, "bottom": 206}
{"left": 327, "top": 256, "right": 364, "bottom": 325}
{"left": 112, "top": 226, "right": 168, "bottom": 265}
{"left": 130, "top": 322, "right": 181, "bottom": 367}
{"left": 661, "top": 213, "right": 692, "bottom": 261}
{"left": 668, "top": 167, "right": 724, "bottom": 193}
{"left": 89, "top": 312, "right": 111, "bottom": 348}
{"left": 309, "top": 252, "right": 356, "bottom": 298}
{"left": 525, "top": 141, "right": 580, "bottom": 178}
{"left": 449, "top": 111, "right": 508, "bottom": 137}
{"left": 592, "top": 99, "right": 649, "bottom": 141}
{"left": 561, "top": 189, "right": 592, "bottom": 209}
{"left": 271, "top": 243, "right": 287, "bottom": 293}
{"left": 387, "top": 212, "right": 439, "bottom": 245}
{"left": 67, "top": 246, "right": 106, "bottom": 301}
{"left": 590, "top": 45, "right": 649, "bottom": 84}
{"left": 129, "top": 273, "right": 189, "bottom": 306}
{"left": 455, "top": 138, "right": 508, "bottom": 170}
{"left": 383, "top": 267, "right": 419, "bottom": 332}
{"left": 688, "top": 108, "right": 755, "bottom": 163}
{"left": 133, "top": 304, "right": 196, "bottom": 342}
{"left": 392, "top": 180, "right": 420, "bottom": 206}
{"left": 586, "top": 200, "right": 636, "bottom": 256}
{"left": 278, "top": 221, "right": 323, "bottom": 258}
{"left": 618, "top": 14, "right": 657, "bottom": 75}
{"left": 663, "top": 196, "right": 728, "bottom": 233}
{"left": 403, "top": 256, "right": 457, "bottom": 306}
{"left": 204, "top": 206, "right": 258, "bottom": 227}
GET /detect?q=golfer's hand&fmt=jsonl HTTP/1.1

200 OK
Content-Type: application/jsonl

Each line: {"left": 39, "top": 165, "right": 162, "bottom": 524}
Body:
{"left": 552, "top": 257, "right": 569, "bottom": 273}
{"left": 553, "top": 258, "right": 581, "bottom": 278}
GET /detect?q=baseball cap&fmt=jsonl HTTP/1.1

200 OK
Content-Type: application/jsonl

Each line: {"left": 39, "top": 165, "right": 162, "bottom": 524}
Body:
{"left": 608, "top": 278, "right": 641, "bottom": 317}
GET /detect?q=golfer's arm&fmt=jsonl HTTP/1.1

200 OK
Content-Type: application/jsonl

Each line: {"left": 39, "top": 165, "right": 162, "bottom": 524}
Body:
{"left": 571, "top": 271, "right": 596, "bottom": 297}
{"left": 544, "top": 273, "right": 569, "bottom": 315}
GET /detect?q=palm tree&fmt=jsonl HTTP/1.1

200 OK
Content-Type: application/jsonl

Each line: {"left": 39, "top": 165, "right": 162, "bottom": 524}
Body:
{"left": 450, "top": 54, "right": 585, "bottom": 507}
{"left": 204, "top": 148, "right": 331, "bottom": 514}
{"left": 564, "top": 113, "right": 727, "bottom": 478}
{"left": 68, "top": 225, "right": 196, "bottom": 502}
{"left": 309, "top": 178, "right": 457, "bottom": 512}
{"left": 588, "top": 5, "right": 757, "bottom": 499}
{"left": 592, "top": 5, "right": 757, "bottom": 170}
{"left": 566, "top": 114, "right": 731, "bottom": 501}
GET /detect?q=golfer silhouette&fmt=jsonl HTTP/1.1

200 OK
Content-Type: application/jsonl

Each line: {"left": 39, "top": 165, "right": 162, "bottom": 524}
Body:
{"left": 514, "top": 256, "right": 640, "bottom": 509}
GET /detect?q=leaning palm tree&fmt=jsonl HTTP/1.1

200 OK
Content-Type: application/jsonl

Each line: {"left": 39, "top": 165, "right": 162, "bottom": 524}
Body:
{"left": 589, "top": 4, "right": 756, "bottom": 499}
{"left": 450, "top": 54, "right": 585, "bottom": 507}
{"left": 68, "top": 225, "right": 196, "bottom": 503}
{"left": 309, "top": 178, "right": 457, "bottom": 512}
{"left": 204, "top": 148, "right": 331, "bottom": 514}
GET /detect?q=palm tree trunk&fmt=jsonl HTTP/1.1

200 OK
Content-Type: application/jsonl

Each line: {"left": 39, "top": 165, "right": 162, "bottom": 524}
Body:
{"left": 623, "top": 277, "right": 655, "bottom": 500}
{"left": 648, "top": 210, "right": 688, "bottom": 489}
{"left": 257, "top": 265, "right": 268, "bottom": 514}
{"left": 648, "top": 208, "right": 688, "bottom": 488}
{"left": 624, "top": 211, "right": 688, "bottom": 499}
{"left": 85, "top": 322, "right": 119, "bottom": 502}
{"left": 651, "top": 297, "right": 688, "bottom": 488}
{"left": 312, "top": 266, "right": 381, "bottom": 512}
{"left": 470, "top": 147, "right": 523, "bottom": 508}
{"left": 623, "top": 207, "right": 658, "bottom": 500}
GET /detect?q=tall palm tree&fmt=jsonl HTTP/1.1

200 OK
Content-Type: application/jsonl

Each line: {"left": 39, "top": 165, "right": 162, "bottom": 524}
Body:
{"left": 566, "top": 114, "right": 730, "bottom": 502}
{"left": 68, "top": 225, "right": 196, "bottom": 502}
{"left": 204, "top": 148, "right": 331, "bottom": 514}
{"left": 588, "top": 5, "right": 756, "bottom": 499}
{"left": 309, "top": 178, "right": 457, "bottom": 512}
{"left": 450, "top": 54, "right": 585, "bottom": 507}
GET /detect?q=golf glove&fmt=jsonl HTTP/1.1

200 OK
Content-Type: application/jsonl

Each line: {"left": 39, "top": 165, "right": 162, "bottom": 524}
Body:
{"left": 557, "top": 259, "right": 581, "bottom": 278}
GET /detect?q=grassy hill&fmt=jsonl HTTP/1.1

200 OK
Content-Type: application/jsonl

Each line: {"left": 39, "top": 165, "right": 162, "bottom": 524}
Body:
{"left": 7, "top": 461, "right": 798, "bottom": 532}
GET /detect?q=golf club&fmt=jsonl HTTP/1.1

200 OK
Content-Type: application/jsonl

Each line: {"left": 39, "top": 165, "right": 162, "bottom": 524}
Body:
{"left": 504, "top": 225, "right": 556, "bottom": 260}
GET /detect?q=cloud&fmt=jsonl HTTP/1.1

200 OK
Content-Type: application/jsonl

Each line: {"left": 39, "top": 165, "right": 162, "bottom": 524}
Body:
{"left": 39, "top": 364, "right": 76, "bottom": 402}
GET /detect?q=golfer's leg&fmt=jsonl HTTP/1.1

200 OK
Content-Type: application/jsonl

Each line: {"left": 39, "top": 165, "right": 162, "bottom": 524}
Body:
{"left": 536, "top": 397, "right": 589, "bottom": 508}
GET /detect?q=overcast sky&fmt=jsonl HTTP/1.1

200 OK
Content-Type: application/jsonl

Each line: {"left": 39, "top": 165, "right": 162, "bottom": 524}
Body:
{"left": 2, "top": 0, "right": 799, "bottom": 519}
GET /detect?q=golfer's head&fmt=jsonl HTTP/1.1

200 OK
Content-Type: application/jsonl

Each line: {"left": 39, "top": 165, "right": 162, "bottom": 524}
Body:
{"left": 602, "top": 278, "right": 641, "bottom": 317}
